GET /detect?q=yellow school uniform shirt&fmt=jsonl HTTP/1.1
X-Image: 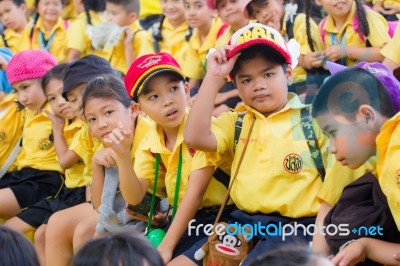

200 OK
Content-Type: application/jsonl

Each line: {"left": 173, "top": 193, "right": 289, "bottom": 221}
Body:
{"left": 108, "top": 21, "right": 154, "bottom": 74}
{"left": 139, "top": 0, "right": 162, "bottom": 19}
{"left": 26, "top": 0, "right": 34, "bottom": 12}
{"left": 134, "top": 111, "right": 227, "bottom": 207}
{"left": 372, "top": 0, "right": 400, "bottom": 5}
{"left": 320, "top": 2, "right": 390, "bottom": 66}
{"left": 0, "top": 94, "right": 24, "bottom": 170}
{"left": 206, "top": 93, "right": 366, "bottom": 217}
{"left": 376, "top": 112, "right": 400, "bottom": 230}
{"left": 0, "top": 29, "right": 22, "bottom": 54}
{"left": 18, "top": 103, "right": 62, "bottom": 172}
{"left": 62, "top": 0, "right": 77, "bottom": 21}
{"left": 148, "top": 18, "right": 190, "bottom": 68}
{"left": 63, "top": 119, "right": 85, "bottom": 188}
{"left": 381, "top": 23, "right": 400, "bottom": 65}
{"left": 184, "top": 17, "right": 225, "bottom": 80}
{"left": 19, "top": 17, "right": 68, "bottom": 62}
{"left": 67, "top": 11, "right": 110, "bottom": 60}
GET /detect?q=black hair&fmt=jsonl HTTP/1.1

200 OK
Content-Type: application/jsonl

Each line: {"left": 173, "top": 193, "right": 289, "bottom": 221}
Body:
{"left": 248, "top": 245, "right": 326, "bottom": 266}
{"left": 83, "top": 0, "right": 106, "bottom": 25}
{"left": 312, "top": 69, "right": 396, "bottom": 120}
{"left": 246, "top": 0, "right": 269, "bottom": 18}
{"left": 230, "top": 44, "right": 288, "bottom": 81}
{"left": 0, "top": 0, "right": 26, "bottom": 6}
{"left": 71, "top": 231, "right": 164, "bottom": 266}
{"left": 0, "top": 225, "right": 40, "bottom": 266}
{"left": 42, "top": 63, "right": 69, "bottom": 93}
{"left": 82, "top": 74, "right": 131, "bottom": 115}
{"left": 106, "top": 0, "right": 140, "bottom": 14}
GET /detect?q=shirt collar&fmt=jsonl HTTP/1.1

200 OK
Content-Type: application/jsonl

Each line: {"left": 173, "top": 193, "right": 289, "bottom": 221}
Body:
{"left": 323, "top": 2, "right": 356, "bottom": 35}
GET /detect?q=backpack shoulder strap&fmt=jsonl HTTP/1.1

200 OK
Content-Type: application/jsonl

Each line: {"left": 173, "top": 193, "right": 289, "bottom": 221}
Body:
{"left": 285, "top": 13, "right": 298, "bottom": 40}
{"left": 319, "top": 17, "right": 327, "bottom": 44}
{"left": 300, "top": 107, "right": 325, "bottom": 181}
{"left": 151, "top": 22, "right": 161, "bottom": 53}
{"left": 233, "top": 111, "right": 246, "bottom": 153}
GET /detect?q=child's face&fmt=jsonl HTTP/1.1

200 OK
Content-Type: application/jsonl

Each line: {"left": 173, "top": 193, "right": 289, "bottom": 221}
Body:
{"left": 234, "top": 56, "right": 291, "bottom": 117}
{"left": 84, "top": 97, "right": 135, "bottom": 143}
{"left": 66, "top": 83, "right": 86, "bottom": 120}
{"left": 216, "top": 0, "right": 246, "bottom": 26}
{"left": 45, "top": 78, "right": 74, "bottom": 120}
{"left": 13, "top": 78, "right": 47, "bottom": 112}
{"left": 250, "top": 0, "right": 284, "bottom": 29}
{"left": 37, "top": 0, "right": 63, "bottom": 24}
{"left": 0, "top": 1, "right": 27, "bottom": 32}
{"left": 184, "top": 0, "right": 212, "bottom": 29}
{"left": 106, "top": 2, "right": 136, "bottom": 27}
{"left": 316, "top": 0, "right": 353, "bottom": 20}
{"left": 316, "top": 112, "right": 377, "bottom": 169}
{"left": 160, "top": 0, "right": 185, "bottom": 22}
{"left": 137, "top": 73, "right": 189, "bottom": 131}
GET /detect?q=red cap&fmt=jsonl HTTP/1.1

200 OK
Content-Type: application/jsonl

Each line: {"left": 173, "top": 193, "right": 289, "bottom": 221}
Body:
{"left": 6, "top": 50, "right": 57, "bottom": 85}
{"left": 124, "top": 52, "right": 185, "bottom": 98}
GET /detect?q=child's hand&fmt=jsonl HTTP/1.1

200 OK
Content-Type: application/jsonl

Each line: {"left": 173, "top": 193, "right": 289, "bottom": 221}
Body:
{"left": 381, "top": 4, "right": 400, "bottom": 15}
{"left": 157, "top": 246, "right": 173, "bottom": 264}
{"left": 324, "top": 45, "right": 346, "bottom": 62}
{"left": 206, "top": 45, "right": 240, "bottom": 78}
{"left": 267, "top": 13, "right": 281, "bottom": 31}
{"left": 44, "top": 110, "right": 65, "bottom": 132}
{"left": 304, "top": 52, "right": 325, "bottom": 69}
{"left": 331, "top": 240, "right": 366, "bottom": 266}
{"left": 123, "top": 27, "right": 134, "bottom": 47}
{"left": 103, "top": 122, "right": 133, "bottom": 156}
{"left": 93, "top": 147, "right": 117, "bottom": 168}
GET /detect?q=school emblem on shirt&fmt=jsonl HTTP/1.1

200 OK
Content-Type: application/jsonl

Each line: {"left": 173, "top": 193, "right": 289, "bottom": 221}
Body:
{"left": 283, "top": 153, "right": 303, "bottom": 174}
{"left": 396, "top": 169, "right": 400, "bottom": 185}
{"left": 38, "top": 138, "right": 53, "bottom": 151}
{"left": 0, "top": 131, "right": 6, "bottom": 142}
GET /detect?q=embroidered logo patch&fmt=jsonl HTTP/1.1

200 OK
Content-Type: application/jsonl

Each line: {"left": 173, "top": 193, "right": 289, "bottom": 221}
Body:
{"left": 38, "top": 138, "right": 52, "bottom": 151}
{"left": 396, "top": 169, "right": 400, "bottom": 185}
{"left": 283, "top": 153, "right": 303, "bottom": 174}
{"left": 0, "top": 131, "right": 6, "bottom": 142}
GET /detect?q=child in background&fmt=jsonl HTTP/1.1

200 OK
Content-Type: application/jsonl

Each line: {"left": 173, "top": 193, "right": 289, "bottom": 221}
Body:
{"left": 44, "top": 55, "right": 115, "bottom": 266}
{"left": 311, "top": 61, "right": 400, "bottom": 265}
{"left": 184, "top": 23, "right": 371, "bottom": 265}
{"left": 0, "top": 0, "right": 28, "bottom": 53}
{"left": 382, "top": 24, "right": 400, "bottom": 71}
{"left": 66, "top": 0, "right": 107, "bottom": 61}
{"left": 62, "top": 0, "right": 77, "bottom": 20}
{"left": 103, "top": 0, "right": 153, "bottom": 74}
{"left": 372, "top": 0, "right": 400, "bottom": 20}
{"left": 0, "top": 50, "right": 63, "bottom": 221}
{"left": 138, "top": 0, "right": 162, "bottom": 30}
{"left": 148, "top": 0, "right": 190, "bottom": 68}
{"left": 183, "top": 0, "right": 227, "bottom": 90}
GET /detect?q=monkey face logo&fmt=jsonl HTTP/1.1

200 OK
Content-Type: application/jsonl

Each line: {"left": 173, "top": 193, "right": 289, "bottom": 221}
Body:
{"left": 38, "top": 138, "right": 52, "bottom": 151}
{"left": 215, "top": 234, "right": 242, "bottom": 256}
{"left": 0, "top": 131, "right": 6, "bottom": 142}
{"left": 283, "top": 153, "right": 303, "bottom": 174}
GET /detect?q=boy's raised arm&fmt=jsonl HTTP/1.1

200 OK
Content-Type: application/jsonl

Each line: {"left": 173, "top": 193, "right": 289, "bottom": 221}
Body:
{"left": 184, "top": 47, "right": 240, "bottom": 152}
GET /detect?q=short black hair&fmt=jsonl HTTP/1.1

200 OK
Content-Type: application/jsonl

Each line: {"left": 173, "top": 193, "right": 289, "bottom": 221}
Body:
{"left": 42, "top": 63, "right": 69, "bottom": 93}
{"left": 106, "top": 0, "right": 139, "bottom": 13}
{"left": 312, "top": 69, "right": 396, "bottom": 120}
{"left": 230, "top": 44, "right": 288, "bottom": 81}
{"left": 0, "top": 0, "right": 26, "bottom": 6}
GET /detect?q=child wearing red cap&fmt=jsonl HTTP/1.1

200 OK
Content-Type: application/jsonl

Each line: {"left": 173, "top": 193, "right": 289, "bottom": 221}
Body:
{"left": 106, "top": 52, "right": 232, "bottom": 264}
{"left": 184, "top": 23, "right": 372, "bottom": 265}
{"left": 0, "top": 50, "right": 64, "bottom": 225}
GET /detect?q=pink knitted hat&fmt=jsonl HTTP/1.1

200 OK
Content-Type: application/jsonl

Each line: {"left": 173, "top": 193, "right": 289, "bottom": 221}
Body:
{"left": 6, "top": 49, "right": 58, "bottom": 85}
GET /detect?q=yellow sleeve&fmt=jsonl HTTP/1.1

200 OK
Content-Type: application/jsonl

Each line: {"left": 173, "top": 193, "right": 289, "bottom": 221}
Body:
{"left": 132, "top": 29, "right": 154, "bottom": 57}
{"left": 366, "top": 9, "right": 391, "bottom": 48}
{"left": 67, "top": 19, "right": 86, "bottom": 52}
{"left": 381, "top": 24, "right": 400, "bottom": 65}
{"left": 69, "top": 125, "right": 94, "bottom": 166}
{"left": 294, "top": 14, "right": 325, "bottom": 55}
{"left": 183, "top": 41, "right": 203, "bottom": 80}
{"left": 17, "top": 27, "right": 32, "bottom": 52}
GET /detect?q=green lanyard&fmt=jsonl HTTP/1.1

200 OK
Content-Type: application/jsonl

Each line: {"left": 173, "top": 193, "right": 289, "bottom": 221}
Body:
{"left": 146, "top": 145, "right": 183, "bottom": 233}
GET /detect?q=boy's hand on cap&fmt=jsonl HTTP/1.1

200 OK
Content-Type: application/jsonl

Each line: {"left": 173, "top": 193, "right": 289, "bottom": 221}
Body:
{"left": 206, "top": 45, "right": 240, "bottom": 79}
{"left": 103, "top": 122, "right": 133, "bottom": 156}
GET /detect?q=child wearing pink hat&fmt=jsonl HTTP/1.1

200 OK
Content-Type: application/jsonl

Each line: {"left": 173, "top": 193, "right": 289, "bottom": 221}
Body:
{"left": 0, "top": 50, "right": 64, "bottom": 228}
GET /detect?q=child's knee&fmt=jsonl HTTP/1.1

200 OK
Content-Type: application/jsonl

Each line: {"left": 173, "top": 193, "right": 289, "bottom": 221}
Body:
{"left": 34, "top": 224, "right": 46, "bottom": 244}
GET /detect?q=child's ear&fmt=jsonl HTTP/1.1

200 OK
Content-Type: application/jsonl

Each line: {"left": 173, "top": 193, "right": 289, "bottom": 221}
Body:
{"left": 131, "top": 101, "right": 145, "bottom": 116}
{"left": 285, "top": 65, "right": 293, "bottom": 81}
{"left": 128, "top": 11, "right": 138, "bottom": 23}
{"left": 358, "top": 104, "right": 379, "bottom": 130}
{"left": 184, "top": 81, "right": 190, "bottom": 100}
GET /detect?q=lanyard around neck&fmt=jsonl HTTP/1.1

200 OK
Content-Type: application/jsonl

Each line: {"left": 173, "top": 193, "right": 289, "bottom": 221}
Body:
{"left": 330, "top": 30, "right": 347, "bottom": 66}
{"left": 39, "top": 30, "right": 57, "bottom": 51}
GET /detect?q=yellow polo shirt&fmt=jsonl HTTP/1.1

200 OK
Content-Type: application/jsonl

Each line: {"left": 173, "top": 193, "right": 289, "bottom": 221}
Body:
{"left": 184, "top": 17, "right": 225, "bottom": 80}
{"left": 206, "top": 93, "right": 368, "bottom": 217}
{"left": 148, "top": 18, "right": 190, "bottom": 67}
{"left": 62, "top": 0, "right": 77, "bottom": 21}
{"left": 320, "top": 2, "right": 390, "bottom": 66}
{"left": 67, "top": 10, "right": 110, "bottom": 60}
{"left": 63, "top": 119, "right": 85, "bottom": 188}
{"left": 372, "top": 0, "right": 400, "bottom": 5}
{"left": 18, "top": 104, "right": 62, "bottom": 173}
{"left": 0, "top": 94, "right": 24, "bottom": 171}
{"left": 0, "top": 29, "right": 22, "bottom": 54}
{"left": 139, "top": 0, "right": 162, "bottom": 19}
{"left": 381, "top": 23, "right": 400, "bottom": 65}
{"left": 134, "top": 111, "right": 228, "bottom": 207}
{"left": 376, "top": 112, "right": 400, "bottom": 230}
{"left": 108, "top": 21, "right": 154, "bottom": 74}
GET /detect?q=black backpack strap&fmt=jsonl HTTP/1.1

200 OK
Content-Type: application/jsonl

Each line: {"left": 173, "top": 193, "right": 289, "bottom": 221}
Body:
{"left": 1, "top": 32, "right": 8, "bottom": 48}
{"left": 300, "top": 107, "right": 325, "bottom": 181}
{"left": 233, "top": 112, "right": 246, "bottom": 153}
{"left": 212, "top": 168, "right": 230, "bottom": 189}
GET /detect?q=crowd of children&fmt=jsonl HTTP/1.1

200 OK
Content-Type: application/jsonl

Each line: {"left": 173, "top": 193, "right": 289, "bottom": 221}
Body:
{"left": 1, "top": 0, "right": 400, "bottom": 265}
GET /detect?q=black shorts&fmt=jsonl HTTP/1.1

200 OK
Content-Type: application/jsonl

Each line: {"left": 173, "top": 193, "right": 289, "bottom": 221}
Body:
{"left": 17, "top": 186, "right": 86, "bottom": 228}
{"left": 0, "top": 168, "right": 64, "bottom": 210}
